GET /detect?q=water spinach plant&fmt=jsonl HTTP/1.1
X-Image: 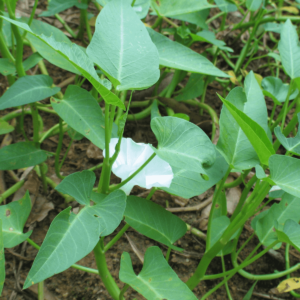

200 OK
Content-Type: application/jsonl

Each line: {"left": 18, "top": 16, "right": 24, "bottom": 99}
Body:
{"left": 1, "top": 0, "right": 300, "bottom": 299}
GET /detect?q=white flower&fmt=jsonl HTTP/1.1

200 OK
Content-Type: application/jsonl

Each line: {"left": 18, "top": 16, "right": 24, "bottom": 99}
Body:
{"left": 103, "top": 138, "right": 174, "bottom": 195}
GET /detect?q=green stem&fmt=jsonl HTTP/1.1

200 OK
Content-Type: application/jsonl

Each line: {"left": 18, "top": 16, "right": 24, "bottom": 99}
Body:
{"left": 165, "top": 247, "right": 172, "bottom": 263}
{"left": 146, "top": 187, "right": 156, "bottom": 200}
{"left": 268, "top": 103, "right": 277, "bottom": 127}
{"left": 286, "top": 244, "right": 300, "bottom": 298}
{"left": 186, "top": 182, "right": 270, "bottom": 289}
{"left": 224, "top": 171, "right": 250, "bottom": 189}
{"left": 151, "top": 16, "right": 162, "bottom": 29}
{"left": 280, "top": 79, "right": 294, "bottom": 131}
{"left": 22, "top": 0, "right": 38, "bottom": 39}
{"left": 206, "top": 167, "right": 231, "bottom": 249}
{"left": 55, "top": 14, "right": 77, "bottom": 38}
{"left": 127, "top": 104, "right": 152, "bottom": 120}
{"left": 97, "top": 103, "right": 112, "bottom": 194}
{"left": 54, "top": 118, "right": 65, "bottom": 180}
{"left": 201, "top": 241, "right": 279, "bottom": 299}
{"left": 59, "top": 139, "right": 73, "bottom": 170}
{"left": 221, "top": 254, "right": 233, "bottom": 300}
{"left": 0, "top": 180, "right": 25, "bottom": 204}
{"left": 93, "top": 240, "right": 124, "bottom": 300}
{"left": 104, "top": 223, "right": 130, "bottom": 253}
{"left": 234, "top": 9, "right": 265, "bottom": 74}
{"left": 88, "top": 163, "right": 103, "bottom": 172}
{"left": 109, "top": 153, "right": 156, "bottom": 192}
{"left": 119, "top": 284, "right": 129, "bottom": 300}
{"left": 38, "top": 281, "right": 44, "bottom": 300}
{"left": 165, "top": 70, "right": 182, "bottom": 98}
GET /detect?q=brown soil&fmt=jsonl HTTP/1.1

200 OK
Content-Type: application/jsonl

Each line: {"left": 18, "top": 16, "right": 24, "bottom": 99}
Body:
{"left": 1, "top": 1, "right": 299, "bottom": 300}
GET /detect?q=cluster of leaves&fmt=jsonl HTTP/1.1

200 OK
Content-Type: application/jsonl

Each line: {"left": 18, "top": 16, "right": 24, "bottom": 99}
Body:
{"left": 1, "top": 0, "right": 300, "bottom": 299}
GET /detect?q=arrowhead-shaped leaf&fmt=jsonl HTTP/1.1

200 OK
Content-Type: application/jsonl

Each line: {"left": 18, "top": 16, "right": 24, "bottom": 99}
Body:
{"left": 24, "top": 206, "right": 102, "bottom": 289}
{"left": 87, "top": 0, "right": 159, "bottom": 91}
{"left": 91, "top": 190, "right": 127, "bottom": 236}
{"left": 0, "top": 142, "right": 48, "bottom": 170}
{"left": 147, "top": 27, "right": 229, "bottom": 77}
{"left": 151, "top": 116, "right": 216, "bottom": 173}
{"left": 124, "top": 196, "right": 186, "bottom": 250}
{"left": 120, "top": 246, "right": 198, "bottom": 300}
{"left": 0, "top": 16, "right": 124, "bottom": 109}
{"left": 275, "top": 219, "right": 300, "bottom": 251}
{"left": 162, "top": 148, "right": 229, "bottom": 198}
{"left": 0, "top": 75, "right": 60, "bottom": 110}
{"left": 0, "top": 191, "right": 32, "bottom": 248}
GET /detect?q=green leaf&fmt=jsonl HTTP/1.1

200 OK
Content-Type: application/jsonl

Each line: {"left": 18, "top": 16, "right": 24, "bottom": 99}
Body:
{"left": 0, "top": 142, "right": 48, "bottom": 170}
{"left": 0, "top": 191, "right": 32, "bottom": 248}
{"left": 261, "top": 77, "right": 298, "bottom": 104}
{"left": 40, "top": 0, "right": 88, "bottom": 16}
{"left": 119, "top": 246, "right": 198, "bottom": 300}
{"left": 22, "top": 52, "right": 44, "bottom": 71}
{"left": 24, "top": 205, "right": 102, "bottom": 289}
{"left": 91, "top": 190, "right": 127, "bottom": 236}
{"left": 175, "top": 73, "right": 204, "bottom": 101}
{"left": 0, "top": 58, "right": 16, "bottom": 75}
{"left": 274, "top": 113, "right": 300, "bottom": 155}
{"left": 278, "top": 19, "right": 300, "bottom": 79}
{"left": 151, "top": 0, "right": 214, "bottom": 16}
{"left": 209, "top": 216, "right": 238, "bottom": 256}
{"left": 162, "top": 148, "right": 229, "bottom": 198}
{"left": 51, "top": 86, "right": 117, "bottom": 150}
{"left": 275, "top": 219, "right": 300, "bottom": 251}
{"left": 0, "top": 119, "right": 14, "bottom": 135}
{"left": 87, "top": 0, "right": 159, "bottom": 91}
{"left": 0, "top": 75, "right": 60, "bottom": 110}
{"left": 147, "top": 27, "right": 229, "bottom": 77}
{"left": 214, "top": 0, "right": 237, "bottom": 12}
{"left": 217, "top": 72, "right": 270, "bottom": 170}
{"left": 124, "top": 196, "right": 186, "bottom": 250}
{"left": 0, "top": 220, "right": 5, "bottom": 295}
{"left": 263, "top": 22, "right": 283, "bottom": 34}
{"left": 243, "top": 281, "right": 258, "bottom": 300}
{"left": 170, "top": 9, "right": 209, "bottom": 29}
{"left": 191, "top": 30, "right": 233, "bottom": 52}
{"left": 67, "top": 127, "right": 84, "bottom": 141}
{"left": 55, "top": 171, "right": 96, "bottom": 205}
{"left": 97, "top": 0, "right": 150, "bottom": 19}
{"left": 246, "top": 0, "right": 262, "bottom": 11}
{"left": 0, "top": 16, "right": 124, "bottom": 109}
{"left": 269, "top": 155, "right": 300, "bottom": 198}
{"left": 217, "top": 94, "right": 274, "bottom": 167}
{"left": 251, "top": 193, "right": 300, "bottom": 249}
{"left": 151, "top": 116, "right": 216, "bottom": 173}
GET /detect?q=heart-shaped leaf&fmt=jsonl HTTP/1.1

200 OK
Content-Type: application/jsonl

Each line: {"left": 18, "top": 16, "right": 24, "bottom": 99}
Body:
{"left": 87, "top": 0, "right": 159, "bottom": 91}
{"left": 269, "top": 155, "right": 300, "bottom": 197}
{"left": 120, "top": 246, "right": 198, "bottom": 300}
{"left": 151, "top": 116, "right": 216, "bottom": 173}
{"left": 0, "top": 16, "right": 124, "bottom": 109}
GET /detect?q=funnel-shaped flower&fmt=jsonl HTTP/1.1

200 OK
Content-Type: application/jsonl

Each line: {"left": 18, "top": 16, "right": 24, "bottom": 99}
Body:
{"left": 103, "top": 138, "right": 173, "bottom": 194}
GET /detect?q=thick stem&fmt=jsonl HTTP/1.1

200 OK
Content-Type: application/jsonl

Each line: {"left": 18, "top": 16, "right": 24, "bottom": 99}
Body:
{"left": 93, "top": 240, "right": 124, "bottom": 300}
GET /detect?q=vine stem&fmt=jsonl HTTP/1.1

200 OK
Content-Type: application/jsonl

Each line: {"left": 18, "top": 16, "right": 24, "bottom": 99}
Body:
{"left": 93, "top": 240, "right": 124, "bottom": 300}
{"left": 280, "top": 79, "right": 294, "bottom": 131}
